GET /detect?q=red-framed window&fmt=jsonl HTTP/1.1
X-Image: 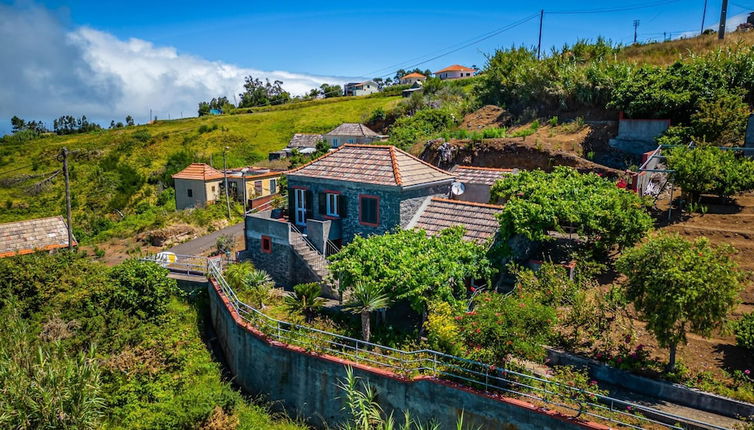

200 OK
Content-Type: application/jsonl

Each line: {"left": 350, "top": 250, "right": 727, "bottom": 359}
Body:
{"left": 358, "top": 194, "right": 380, "bottom": 227}
{"left": 261, "top": 235, "right": 272, "bottom": 253}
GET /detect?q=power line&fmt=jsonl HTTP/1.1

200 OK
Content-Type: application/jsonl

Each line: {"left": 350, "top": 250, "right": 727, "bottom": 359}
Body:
{"left": 547, "top": 0, "right": 682, "bottom": 15}
{"left": 362, "top": 13, "right": 539, "bottom": 78}
{"left": 375, "top": 13, "right": 539, "bottom": 79}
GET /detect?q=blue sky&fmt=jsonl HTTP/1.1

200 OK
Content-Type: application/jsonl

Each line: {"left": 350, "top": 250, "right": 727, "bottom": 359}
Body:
{"left": 0, "top": 0, "right": 751, "bottom": 134}
{"left": 24, "top": 0, "right": 751, "bottom": 78}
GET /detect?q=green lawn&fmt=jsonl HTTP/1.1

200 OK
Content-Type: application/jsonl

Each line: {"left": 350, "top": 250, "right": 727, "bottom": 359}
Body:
{"left": 0, "top": 96, "right": 400, "bottom": 241}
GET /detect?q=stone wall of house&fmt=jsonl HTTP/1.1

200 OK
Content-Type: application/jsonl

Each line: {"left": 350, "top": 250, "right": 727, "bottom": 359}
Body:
{"left": 244, "top": 213, "right": 293, "bottom": 287}
{"left": 399, "top": 183, "right": 451, "bottom": 227}
{"left": 288, "top": 177, "right": 452, "bottom": 244}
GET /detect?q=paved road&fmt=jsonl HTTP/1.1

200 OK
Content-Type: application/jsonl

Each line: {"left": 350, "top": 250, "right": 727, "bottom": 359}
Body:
{"left": 167, "top": 222, "right": 243, "bottom": 256}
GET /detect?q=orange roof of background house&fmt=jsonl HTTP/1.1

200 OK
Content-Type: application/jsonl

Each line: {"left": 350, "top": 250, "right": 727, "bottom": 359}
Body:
{"left": 172, "top": 163, "right": 224, "bottom": 181}
{"left": 435, "top": 64, "right": 476, "bottom": 74}
{"left": 401, "top": 72, "right": 426, "bottom": 79}
{"left": 287, "top": 144, "right": 454, "bottom": 187}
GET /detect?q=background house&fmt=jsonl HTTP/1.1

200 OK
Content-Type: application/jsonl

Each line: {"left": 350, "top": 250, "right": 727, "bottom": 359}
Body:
{"left": 269, "top": 133, "right": 323, "bottom": 160}
{"left": 0, "top": 216, "right": 75, "bottom": 258}
{"left": 344, "top": 80, "right": 379, "bottom": 96}
{"left": 323, "top": 123, "right": 382, "bottom": 148}
{"left": 449, "top": 165, "right": 514, "bottom": 203}
{"left": 226, "top": 167, "right": 285, "bottom": 212}
{"left": 172, "top": 163, "right": 224, "bottom": 210}
{"left": 399, "top": 72, "right": 426, "bottom": 85}
{"left": 435, "top": 64, "right": 476, "bottom": 80}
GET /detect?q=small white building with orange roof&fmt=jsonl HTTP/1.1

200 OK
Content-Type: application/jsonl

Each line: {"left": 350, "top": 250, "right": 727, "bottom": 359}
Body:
{"left": 434, "top": 64, "right": 476, "bottom": 80}
{"left": 172, "top": 163, "right": 225, "bottom": 210}
{"left": 399, "top": 72, "right": 427, "bottom": 85}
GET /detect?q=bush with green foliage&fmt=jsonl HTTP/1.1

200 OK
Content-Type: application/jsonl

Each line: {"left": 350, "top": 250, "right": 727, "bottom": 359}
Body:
{"left": 329, "top": 227, "right": 494, "bottom": 320}
{"left": 665, "top": 146, "right": 754, "bottom": 202}
{"left": 0, "top": 252, "right": 303, "bottom": 430}
{"left": 109, "top": 259, "right": 177, "bottom": 321}
{"left": 617, "top": 233, "right": 743, "bottom": 371}
{"left": 458, "top": 292, "right": 556, "bottom": 362}
{"left": 387, "top": 108, "right": 457, "bottom": 149}
{"left": 511, "top": 262, "right": 586, "bottom": 307}
{"left": 690, "top": 91, "right": 751, "bottom": 145}
{"left": 490, "top": 166, "right": 653, "bottom": 254}
{"left": 284, "top": 283, "right": 325, "bottom": 322}
{"left": 736, "top": 313, "right": 754, "bottom": 351}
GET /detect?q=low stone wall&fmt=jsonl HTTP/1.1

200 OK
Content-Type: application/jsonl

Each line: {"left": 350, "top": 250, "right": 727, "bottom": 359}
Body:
{"left": 547, "top": 348, "right": 754, "bottom": 419}
{"left": 208, "top": 279, "right": 608, "bottom": 430}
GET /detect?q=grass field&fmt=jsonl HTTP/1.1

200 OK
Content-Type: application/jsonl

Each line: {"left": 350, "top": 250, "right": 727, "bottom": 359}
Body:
{"left": 0, "top": 95, "right": 400, "bottom": 242}
{"left": 617, "top": 31, "right": 754, "bottom": 65}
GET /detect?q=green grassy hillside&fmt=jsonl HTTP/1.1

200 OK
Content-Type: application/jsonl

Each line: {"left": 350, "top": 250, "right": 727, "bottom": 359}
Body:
{"left": 0, "top": 95, "right": 400, "bottom": 243}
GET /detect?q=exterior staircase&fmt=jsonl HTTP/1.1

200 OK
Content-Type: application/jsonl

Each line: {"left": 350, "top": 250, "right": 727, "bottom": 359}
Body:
{"left": 290, "top": 228, "right": 330, "bottom": 280}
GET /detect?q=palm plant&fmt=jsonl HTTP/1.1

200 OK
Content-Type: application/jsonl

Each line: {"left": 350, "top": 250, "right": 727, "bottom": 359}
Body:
{"left": 245, "top": 269, "right": 273, "bottom": 309}
{"left": 284, "top": 283, "right": 325, "bottom": 322}
{"left": 343, "top": 282, "right": 389, "bottom": 343}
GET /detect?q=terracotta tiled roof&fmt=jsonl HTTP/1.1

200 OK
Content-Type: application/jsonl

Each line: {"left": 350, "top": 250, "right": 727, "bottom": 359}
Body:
{"left": 413, "top": 198, "right": 502, "bottom": 243}
{"left": 401, "top": 72, "right": 426, "bottom": 79}
{"left": 0, "top": 216, "right": 75, "bottom": 258}
{"left": 172, "top": 163, "right": 224, "bottom": 181}
{"left": 451, "top": 165, "right": 514, "bottom": 186}
{"left": 287, "top": 144, "right": 455, "bottom": 187}
{"left": 325, "top": 123, "right": 380, "bottom": 137}
{"left": 435, "top": 64, "right": 475, "bottom": 73}
{"left": 288, "top": 133, "right": 323, "bottom": 148}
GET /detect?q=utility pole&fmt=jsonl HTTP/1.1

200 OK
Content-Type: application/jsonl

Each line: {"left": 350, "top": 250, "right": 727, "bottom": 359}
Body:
{"left": 537, "top": 9, "right": 544, "bottom": 60}
{"left": 149, "top": 108, "right": 152, "bottom": 123}
{"left": 700, "top": 0, "right": 708, "bottom": 34}
{"left": 223, "top": 146, "right": 231, "bottom": 219}
{"left": 61, "top": 148, "right": 73, "bottom": 249}
{"left": 718, "top": 0, "right": 728, "bottom": 39}
{"left": 633, "top": 20, "right": 640, "bottom": 44}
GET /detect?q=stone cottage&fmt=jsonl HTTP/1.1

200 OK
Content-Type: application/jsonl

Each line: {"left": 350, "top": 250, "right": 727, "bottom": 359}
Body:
{"left": 323, "top": 123, "right": 383, "bottom": 148}
{"left": 242, "top": 144, "right": 455, "bottom": 294}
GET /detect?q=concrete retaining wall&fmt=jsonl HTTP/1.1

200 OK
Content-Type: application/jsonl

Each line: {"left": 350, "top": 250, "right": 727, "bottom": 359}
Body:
{"left": 208, "top": 280, "right": 606, "bottom": 430}
{"left": 547, "top": 348, "right": 754, "bottom": 419}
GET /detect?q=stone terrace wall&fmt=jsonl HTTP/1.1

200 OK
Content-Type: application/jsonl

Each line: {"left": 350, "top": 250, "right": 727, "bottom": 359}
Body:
{"left": 208, "top": 279, "right": 606, "bottom": 430}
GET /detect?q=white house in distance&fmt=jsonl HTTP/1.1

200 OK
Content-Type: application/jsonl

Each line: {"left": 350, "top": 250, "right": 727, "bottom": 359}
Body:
{"left": 435, "top": 65, "right": 476, "bottom": 80}
{"left": 323, "top": 123, "right": 383, "bottom": 148}
{"left": 172, "top": 163, "right": 224, "bottom": 210}
{"left": 344, "top": 80, "right": 379, "bottom": 96}
{"left": 399, "top": 72, "right": 427, "bottom": 85}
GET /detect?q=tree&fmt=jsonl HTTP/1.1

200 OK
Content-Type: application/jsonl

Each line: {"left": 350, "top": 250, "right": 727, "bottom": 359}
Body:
{"left": 616, "top": 233, "right": 743, "bottom": 371}
{"left": 665, "top": 146, "right": 754, "bottom": 203}
{"left": 10, "top": 115, "right": 25, "bottom": 132}
{"left": 319, "top": 83, "right": 343, "bottom": 98}
{"left": 238, "top": 76, "right": 291, "bottom": 108}
{"left": 125, "top": 115, "right": 134, "bottom": 126}
{"left": 284, "top": 283, "right": 324, "bottom": 322}
{"left": 490, "top": 166, "right": 653, "bottom": 255}
{"left": 109, "top": 259, "right": 176, "bottom": 321}
{"left": 343, "top": 282, "right": 389, "bottom": 342}
{"left": 329, "top": 227, "right": 493, "bottom": 326}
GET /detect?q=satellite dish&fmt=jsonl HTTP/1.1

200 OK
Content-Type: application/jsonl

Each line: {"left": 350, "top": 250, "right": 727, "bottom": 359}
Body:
{"left": 451, "top": 182, "right": 466, "bottom": 196}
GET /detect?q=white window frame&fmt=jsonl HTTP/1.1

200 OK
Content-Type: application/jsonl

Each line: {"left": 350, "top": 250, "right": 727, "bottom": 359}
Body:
{"left": 325, "top": 193, "right": 339, "bottom": 217}
{"left": 332, "top": 138, "right": 339, "bottom": 147}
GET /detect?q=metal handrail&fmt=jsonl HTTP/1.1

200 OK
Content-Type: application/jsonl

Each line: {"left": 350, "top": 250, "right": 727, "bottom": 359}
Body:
{"left": 206, "top": 258, "right": 729, "bottom": 430}
{"left": 325, "top": 240, "right": 340, "bottom": 257}
{"left": 289, "top": 223, "right": 328, "bottom": 275}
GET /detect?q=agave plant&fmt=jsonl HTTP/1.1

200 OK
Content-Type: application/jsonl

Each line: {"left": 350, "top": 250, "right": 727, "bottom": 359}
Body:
{"left": 343, "top": 282, "right": 389, "bottom": 343}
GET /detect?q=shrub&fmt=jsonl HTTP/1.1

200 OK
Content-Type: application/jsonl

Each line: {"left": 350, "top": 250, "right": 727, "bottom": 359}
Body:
{"left": 425, "top": 301, "right": 464, "bottom": 355}
{"left": 511, "top": 262, "right": 584, "bottom": 307}
{"left": 109, "top": 259, "right": 176, "bottom": 321}
{"left": 131, "top": 129, "right": 151, "bottom": 143}
{"left": 284, "top": 283, "right": 324, "bottom": 322}
{"left": 666, "top": 146, "right": 754, "bottom": 202}
{"left": 736, "top": 313, "right": 754, "bottom": 351}
{"left": 690, "top": 91, "right": 751, "bottom": 145}
{"left": 458, "top": 292, "right": 556, "bottom": 362}
{"left": 224, "top": 261, "right": 254, "bottom": 291}
{"left": 388, "top": 108, "right": 456, "bottom": 149}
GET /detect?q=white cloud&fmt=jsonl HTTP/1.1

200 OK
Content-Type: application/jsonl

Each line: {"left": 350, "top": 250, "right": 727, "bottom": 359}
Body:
{"left": 0, "top": 2, "right": 355, "bottom": 132}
